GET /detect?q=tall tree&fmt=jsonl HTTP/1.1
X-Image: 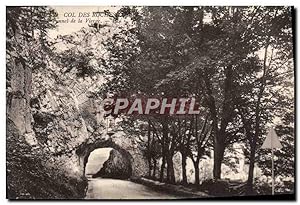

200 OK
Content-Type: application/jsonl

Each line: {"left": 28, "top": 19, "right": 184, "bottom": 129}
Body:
{"left": 236, "top": 7, "right": 293, "bottom": 193}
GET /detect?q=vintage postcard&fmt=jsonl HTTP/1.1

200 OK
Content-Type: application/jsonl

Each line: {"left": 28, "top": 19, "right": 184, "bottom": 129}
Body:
{"left": 6, "top": 6, "right": 295, "bottom": 200}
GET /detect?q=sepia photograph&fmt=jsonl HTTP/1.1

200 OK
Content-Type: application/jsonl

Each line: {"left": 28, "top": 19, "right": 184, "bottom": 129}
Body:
{"left": 6, "top": 5, "right": 295, "bottom": 200}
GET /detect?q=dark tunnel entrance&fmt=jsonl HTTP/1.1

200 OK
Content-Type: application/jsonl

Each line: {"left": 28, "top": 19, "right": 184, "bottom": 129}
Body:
{"left": 78, "top": 139, "right": 133, "bottom": 180}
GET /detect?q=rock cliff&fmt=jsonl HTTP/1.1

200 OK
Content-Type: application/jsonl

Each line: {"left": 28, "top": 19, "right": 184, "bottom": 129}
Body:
{"left": 92, "top": 149, "right": 132, "bottom": 179}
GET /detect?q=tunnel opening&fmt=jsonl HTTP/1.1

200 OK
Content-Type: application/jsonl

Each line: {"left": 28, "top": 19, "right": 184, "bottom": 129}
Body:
{"left": 77, "top": 138, "right": 133, "bottom": 180}
{"left": 85, "top": 148, "right": 112, "bottom": 178}
{"left": 86, "top": 148, "right": 132, "bottom": 179}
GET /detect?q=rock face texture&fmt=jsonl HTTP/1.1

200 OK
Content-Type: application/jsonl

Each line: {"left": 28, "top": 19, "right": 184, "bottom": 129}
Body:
{"left": 6, "top": 28, "right": 89, "bottom": 198}
{"left": 6, "top": 117, "right": 88, "bottom": 199}
{"left": 6, "top": 11, "right": 147, "bottom": 199}
{"left": 6, "top": 27, "right": 92, "bottom": 199}
{"left": 6, "top": 57, "right": 148, "bottom": 198}
{"left": 92, "top": 149, "right": 132, "bottom": 179}
{"left": 7, "top": 59, "right": 30, "bottom": 132}
{"left": 6, "top": 53, "right": 148, "bottom": 198}
{"left": 7, "top": 56, "right": 36, "bottom": 145}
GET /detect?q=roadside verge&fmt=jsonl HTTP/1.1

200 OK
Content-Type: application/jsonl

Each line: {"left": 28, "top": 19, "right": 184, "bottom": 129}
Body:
{"left": 131, "top": 177, "right": 211, "bottom": 199}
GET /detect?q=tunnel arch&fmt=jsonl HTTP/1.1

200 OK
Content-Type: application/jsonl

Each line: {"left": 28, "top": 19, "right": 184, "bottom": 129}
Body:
{"left": 76, "top": 137, "right": 133, "bottom": 177}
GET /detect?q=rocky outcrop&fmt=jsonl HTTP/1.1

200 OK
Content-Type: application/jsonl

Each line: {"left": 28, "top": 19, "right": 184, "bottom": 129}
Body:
{"left": 7, "top": 55, "right": 36, "bottom": 145}
{"left": 6, "top": 19, "right": 91, "bottom": 198}
{"left": 93, "top": 149, "right": 132, "bottom": 179}
{"left": 6, "top": 56, "right": 148, "bottom": 198}
{"left": 6, "top": 16, "right": 147, "bottom": 199}
{"left": 6, "top": 118, "right": 88, "bottom": 199}
{"left": 6, "top": 7, "right": 147, "bottom": 200}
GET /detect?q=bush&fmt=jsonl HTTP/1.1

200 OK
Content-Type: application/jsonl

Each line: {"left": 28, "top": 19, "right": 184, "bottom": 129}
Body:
{"left": 254, "top": 177, "right": 294, "bottom": 195}
{"left": 199, "top": 179, "right": 231, "bottom": 197}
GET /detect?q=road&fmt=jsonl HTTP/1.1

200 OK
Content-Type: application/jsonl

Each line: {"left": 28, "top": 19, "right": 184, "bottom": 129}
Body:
{"left": 85, "top": 177, "right": 182, "bottom": 199}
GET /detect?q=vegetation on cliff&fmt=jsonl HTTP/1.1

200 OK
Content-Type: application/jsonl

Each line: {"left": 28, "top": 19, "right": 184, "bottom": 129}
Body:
{"left": 7, "top": 119, "right": 88, "bottom": 199}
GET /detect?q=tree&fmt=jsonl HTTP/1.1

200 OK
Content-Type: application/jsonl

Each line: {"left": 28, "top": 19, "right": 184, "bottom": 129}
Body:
{"left": 98, "top": 6, "right": 294, "bottom": 189}
{"left": 188, "top": 113, "right": 212, "bottom": 185}
{"left": 235, "top": 7, "right": 294, "bottom": 193}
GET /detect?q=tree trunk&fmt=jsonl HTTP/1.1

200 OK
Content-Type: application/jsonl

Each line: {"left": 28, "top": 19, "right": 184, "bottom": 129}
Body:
{"left": 166, "top": 156, "right": 170, "bottom": 182}
{"left": 153, "top": 159, "right": 157, "bottom": 178}
{"left": 148, "top": 157, "right": 153, "bottom": 177}
{"left": 166, "top": 154, "right": 175, "bottom": 184}
{"left": 160, "top": 155, "right": 166, "bottom": 182}
{"left": 213, "top": 138, "right": 225, "bottom": 180}
{"left": 160, "top": 118, "right": 169, "bottom": 182}
{"left": 171, "top": 158, "right": 175, "bottom": 183}
{"left": 147, "top": 123, "right": 152, "bottom": 177}
{"left": 193, "top": 159, "right": 200, "bottom": 185}
{"left": 246, "top": 143, "right": 256, "bottom": 194}
{"left": 181, "top": 152, "right": 188, "bottom": 185}
{"left": 246, "top": 42, "right": 269, "bottom": 193}
{"left": 211, "top": 66, "right": 233, "bottom": 180}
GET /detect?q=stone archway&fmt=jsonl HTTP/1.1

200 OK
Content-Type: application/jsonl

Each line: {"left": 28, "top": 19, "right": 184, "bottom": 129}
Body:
{"left": 76, "top": 137, "right": 133, "bottom": 178}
